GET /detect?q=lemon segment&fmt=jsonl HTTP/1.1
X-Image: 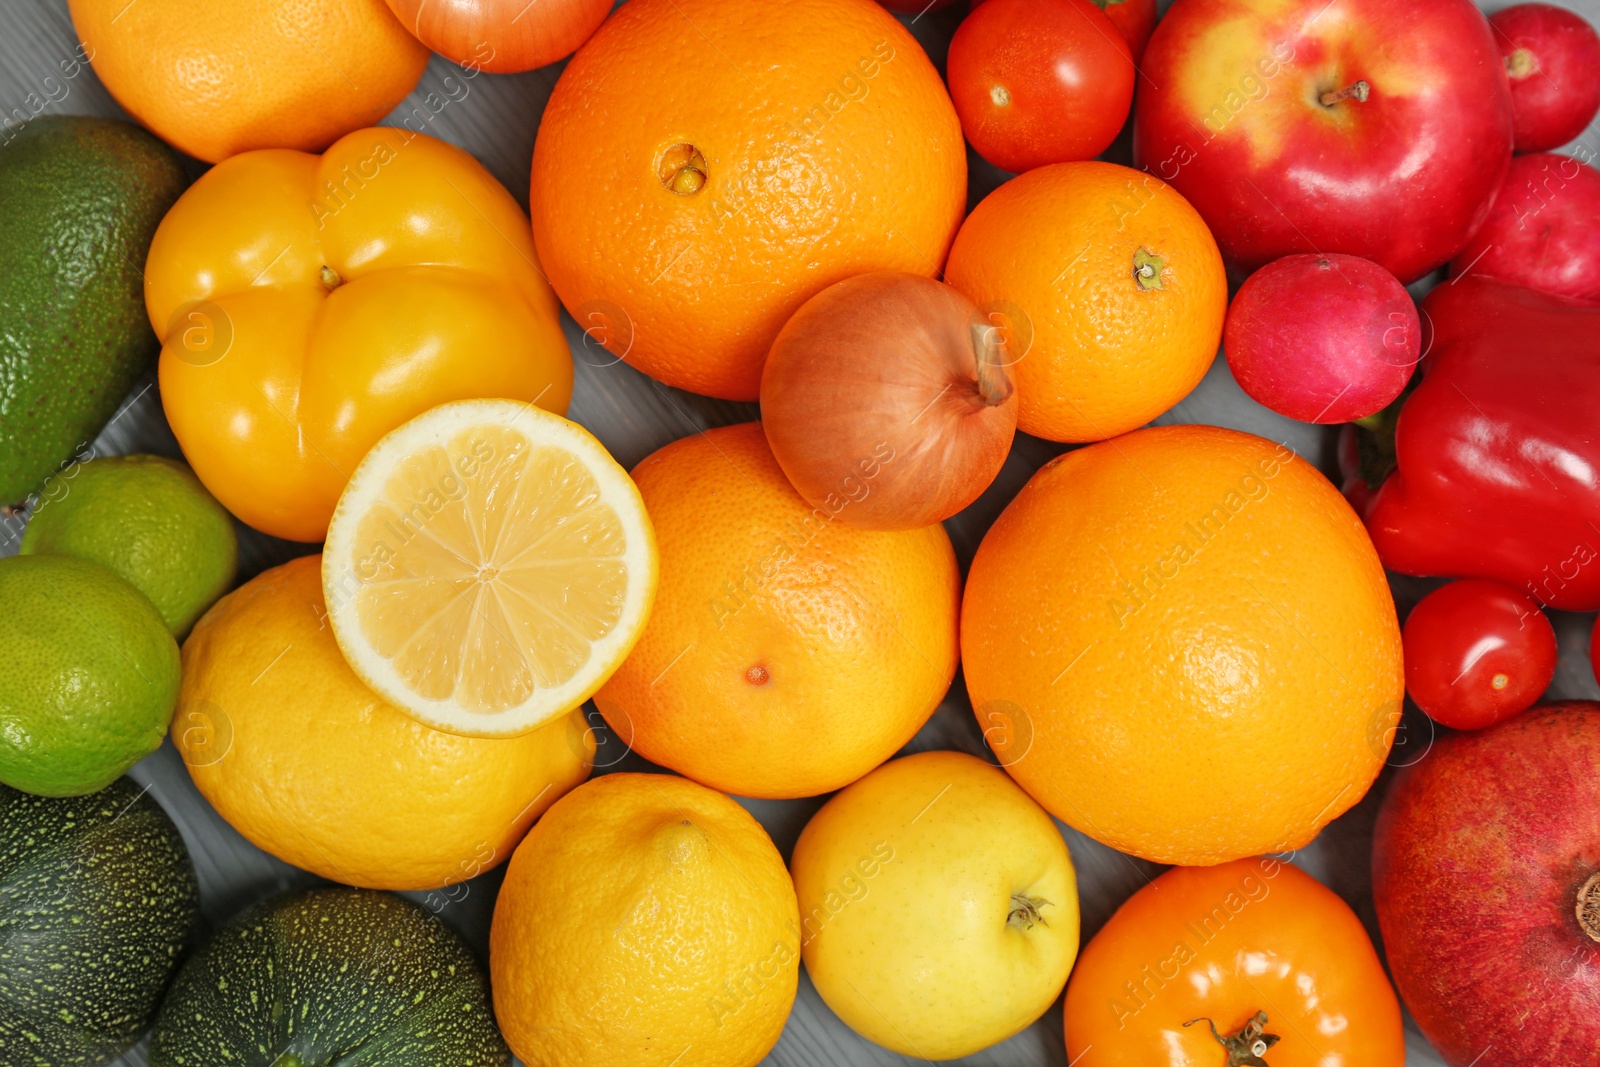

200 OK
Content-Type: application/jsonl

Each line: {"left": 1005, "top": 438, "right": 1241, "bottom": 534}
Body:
{"left": 323, "top": 399, "right": 656, "bottom": 737}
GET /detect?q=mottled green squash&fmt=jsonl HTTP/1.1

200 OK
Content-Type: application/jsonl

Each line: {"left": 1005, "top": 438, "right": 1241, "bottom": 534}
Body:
{"left": 149, "top": 888, "right": 510, "bottom": 1067}
{"left": 0, "top": 778, "right": 200, "bottom": 1067}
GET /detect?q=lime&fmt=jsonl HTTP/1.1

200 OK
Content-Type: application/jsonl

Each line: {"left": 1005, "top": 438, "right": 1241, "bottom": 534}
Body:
{"left": 0, "top": 555, "right": 180, "bottom": 796}
{"left": 20, "top": 454, "right": 237, "bottom": 636}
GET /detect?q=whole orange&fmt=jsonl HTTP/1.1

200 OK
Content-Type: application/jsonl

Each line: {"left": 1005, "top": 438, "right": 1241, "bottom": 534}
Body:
{"left": 68, "top": 0, "right": 429, "bottom": 163}
{"left": 962, "top": 425, "right": 1402, "bottom": 866}
{"left": 530, "top": 0, "right": 967, "bottom": 400}
{"left": 944, "top": 161, "right": 1226, "bottom": 443}
{"left": 595, "top": 423, "right": 961, "bottom": 799}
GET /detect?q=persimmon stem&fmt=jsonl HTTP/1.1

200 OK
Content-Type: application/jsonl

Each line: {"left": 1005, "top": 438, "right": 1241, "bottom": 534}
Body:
{"left": 1319, "top": 80, "right": 1370, "bottom": 106}
{"left": 970, "top": 322, "right": 1013, "bottom": 407}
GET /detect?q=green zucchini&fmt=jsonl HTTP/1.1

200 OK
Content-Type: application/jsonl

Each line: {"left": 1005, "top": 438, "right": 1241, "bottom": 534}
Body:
{"left": 149, "top": 887, "right": 510, "bottom": 1067}
{"left": 0, "top": 778, "right": 200, "bottom": 1066}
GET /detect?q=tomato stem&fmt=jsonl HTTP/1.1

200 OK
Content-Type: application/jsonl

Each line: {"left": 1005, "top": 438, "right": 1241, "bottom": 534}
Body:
{"left": 1183, "top": 1011, "right": 1280, "bottom": 1066}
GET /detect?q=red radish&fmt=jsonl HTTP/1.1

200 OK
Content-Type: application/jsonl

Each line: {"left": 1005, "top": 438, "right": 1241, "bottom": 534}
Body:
{"left": 1224, "top": 253, "right": 1418, "bottom": 424}
{"left": 760, "top": 272, "right": 1017, "bottom": 531}
{"left": 1491, "top": 3, "right": 1600, "bottom": 152}
{"left": 1450, "top": 153, "right": 1600, "bottom": 303}
{"left": 947, "top": 0, "right": 1135, "bottom": 173}
{"left": 1373, "top": 701, "right": 1600, "bottom": 1066}
{"left": 1402, "top": 579, "right": 1556, "bottom": 730}
{"left": 383, "top": 0, "right": 611, "bottom": 73}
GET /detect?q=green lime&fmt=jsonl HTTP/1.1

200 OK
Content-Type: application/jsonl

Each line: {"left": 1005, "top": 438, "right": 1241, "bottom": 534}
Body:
{"left": 0, "top": 554, "right": 180, "bottom": 796}
{"left": 20, "top": 454, "right": 237, "bottom": 636}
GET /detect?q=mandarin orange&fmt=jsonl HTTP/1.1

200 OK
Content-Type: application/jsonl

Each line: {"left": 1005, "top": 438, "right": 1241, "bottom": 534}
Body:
{"left": 69, "top": 0, "right": 428, "bottom": 163}
{"left": 945, "top": 161, "right": 1226, "bottom": 442}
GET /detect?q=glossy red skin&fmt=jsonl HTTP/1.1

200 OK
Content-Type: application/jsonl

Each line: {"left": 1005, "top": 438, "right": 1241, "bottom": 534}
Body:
{"left": 1133, "top": 0, "right": 1514, "bottom": 283}
{"left": 1225, "top": 253, "right": 1417, "bottom": 423}
{"left": 1373, "top": 701, "right": 1600, "bottom": 1066}
{"left": 1402, "top": 579, "right": 1556, "bottom": 730}
{"left": 947, "top": 0, "right": 1134, "bottom": 173}
{"left": 1450, "top": 153, "right": 1600, "bottom": 303}
{"left": 1364, "top": 277, "right": 1600, "bottom": 610}
{"left": 969, "top": 0, "right": 1158, "bottom": 63}
{"left": 1491, "top": 3, "right": 1600, "bottom": 152}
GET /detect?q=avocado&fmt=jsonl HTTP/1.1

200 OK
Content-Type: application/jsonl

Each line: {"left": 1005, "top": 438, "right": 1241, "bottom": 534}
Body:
{"left": 0, "top": 115, "right": 186, "bottom": 504}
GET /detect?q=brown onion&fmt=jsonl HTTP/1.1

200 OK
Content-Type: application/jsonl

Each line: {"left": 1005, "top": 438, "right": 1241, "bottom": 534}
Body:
{"left": 383, "top": 0, "right": 611, "bottom": 74}
{"left": 759, "top": 271, "right": 1018, "bottom": 530}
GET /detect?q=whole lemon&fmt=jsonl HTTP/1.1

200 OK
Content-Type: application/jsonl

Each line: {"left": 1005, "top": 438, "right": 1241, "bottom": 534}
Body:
{"left": 21, "top": 454, "right": 237, "bottom": 636}
{"left": 595, "top": 423, "right": 961, "bottom": 799}
{"left": 176, "top": 555, "right": 592, "bottom": 890}
{"left": 962, "top": 425, "right": 1403, "bottom": 866}
{"left": 0, "top": 555, "right": 178, "bottom": 796}
{"left": 491, "top": 772, "right": 799, "bottom": 1067}
{"left": 790, "top": 750, "right": 1079, "bottom": 1060}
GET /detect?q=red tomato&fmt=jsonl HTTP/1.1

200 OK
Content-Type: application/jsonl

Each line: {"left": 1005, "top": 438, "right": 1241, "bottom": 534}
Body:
{"left": 947, "top": 0, "right": 1135, "bottom": 173}
{"left": 971, "top": 0, "right": 1158, "bottom": 63}
{"left": 1403, "top": 579, "right": 1556, "bottom": 730}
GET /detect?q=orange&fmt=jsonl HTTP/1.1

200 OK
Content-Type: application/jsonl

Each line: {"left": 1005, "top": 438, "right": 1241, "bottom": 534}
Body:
{"left": 961, "top": 425, "right": 1403, "bottom": 866}
{"left": 176, "top": 555, "right": 594, "bottom": 891}
{"left": 595, "top": 423, "right": 961, "bottom": 799}
{"left": 944, "top": 161, "right": 1227, "bottom": 443}
{"left": 69, "top": 0, "right": 429, "bottom": 163}
{"left": 490, "top": 772, "right": 799, "bottom": 1067}
{"left": 530, "top": 0, "right": 967, "bottom": 400}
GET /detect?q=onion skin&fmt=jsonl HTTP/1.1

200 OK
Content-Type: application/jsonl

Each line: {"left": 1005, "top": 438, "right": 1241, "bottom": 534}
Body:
{"left": 760, "top": 272, "right": 1017, "bottom": 531}
{"left": 384, "top": 0, "right": 612, "bottom": 74}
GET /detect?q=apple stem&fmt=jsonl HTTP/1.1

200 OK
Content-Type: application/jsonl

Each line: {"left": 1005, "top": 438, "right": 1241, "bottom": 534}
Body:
{"left": 1319, "top": 80, "right": 1370, "bottom": 107}
{"left": 1184, "top": 1012, "right": 1281, "bottom": 1066}
{"left": 1006, "top": 892, "right": 1050, "bottom": 930}
{"left": 1578, "top": 871, "right": 1600, "bottom": 943}
{"left": 970, "top": 322, "right": 1015, "bottom": 408}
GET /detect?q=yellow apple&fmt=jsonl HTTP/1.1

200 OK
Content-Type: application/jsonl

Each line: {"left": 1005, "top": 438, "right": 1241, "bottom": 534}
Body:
{"left": 789, "top": 749, "right": 1079, "bottom": 1059}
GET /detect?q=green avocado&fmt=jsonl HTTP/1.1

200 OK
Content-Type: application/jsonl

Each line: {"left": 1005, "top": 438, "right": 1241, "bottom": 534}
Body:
{"left": 0, "top": 777, "right": 201, "bottom": 1067}
{"left": 0, "top": 115, "right": 186, "bottom": 504}
{"left": 149, "top": 888, "right": 511, "bottom": 1067}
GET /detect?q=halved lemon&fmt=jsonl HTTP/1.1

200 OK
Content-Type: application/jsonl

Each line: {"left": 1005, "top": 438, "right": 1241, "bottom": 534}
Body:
{"left": 322, "top": 399, "right": 657, "bottom": 737}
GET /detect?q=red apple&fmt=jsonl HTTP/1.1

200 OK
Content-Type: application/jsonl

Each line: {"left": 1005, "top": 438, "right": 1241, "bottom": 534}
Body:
{"left": 1491, "top": 3, "right": 1600, "bottom": 152}
{"left": 1450, "top": 152, "right": 1600, "bottom": 303}
{"left": 1224, "top": 252, "right": 1418, "bottom": 423}
{"left": 1373, "top": 701, "right": 1600, "bottom": 1065}
{"left": 1133, "top": 0, "right": 1514, "bottom": 283}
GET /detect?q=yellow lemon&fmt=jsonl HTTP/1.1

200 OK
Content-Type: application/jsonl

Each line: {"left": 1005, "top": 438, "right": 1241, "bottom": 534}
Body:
{"left": 490, "top": 772, "right": 800, "bottom": 1067}
{"left": 176, "top": 554, "right": 592, "bottom": 891}
{"left": 322, "top": 398, "right": 657, "bottom": 737}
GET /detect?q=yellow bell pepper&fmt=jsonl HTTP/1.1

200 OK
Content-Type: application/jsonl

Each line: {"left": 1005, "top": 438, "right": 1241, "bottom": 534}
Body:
{"left": 146, "top": 127, "right": 572, "bottom": 542}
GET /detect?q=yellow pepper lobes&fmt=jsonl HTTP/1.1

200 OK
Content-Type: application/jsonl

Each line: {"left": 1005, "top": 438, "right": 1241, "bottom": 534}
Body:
{"left": 146, "top": 127, "right": 572, "bottom": 543}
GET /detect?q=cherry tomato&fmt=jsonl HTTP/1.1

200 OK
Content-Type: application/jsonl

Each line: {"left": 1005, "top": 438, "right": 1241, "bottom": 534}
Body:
{"left": 1402, "top": 579, "right": 1556, "bottom": 731}
{"left": 971, "top": 0, "right": 1158, "bottom": 62}
{"left": 947, "top": 0, "right": 1135, "bottom": 173}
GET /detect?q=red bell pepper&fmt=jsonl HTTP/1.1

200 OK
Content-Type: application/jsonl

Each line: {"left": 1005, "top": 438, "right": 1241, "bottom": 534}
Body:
{"left": 1344, "top": 275, "right": 1600, "bottom": 611}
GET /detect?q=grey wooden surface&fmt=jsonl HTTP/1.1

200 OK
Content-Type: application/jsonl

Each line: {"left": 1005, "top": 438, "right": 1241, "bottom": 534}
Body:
{"left": 2, "top": 0, "right": 1598, "bottom": 1063}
